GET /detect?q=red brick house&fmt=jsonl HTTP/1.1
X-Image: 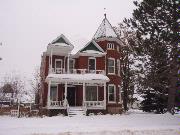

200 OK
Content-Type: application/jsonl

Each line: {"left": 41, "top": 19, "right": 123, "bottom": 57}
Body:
{"left": 39, "top": 15, "right": 123, "bottom": 116}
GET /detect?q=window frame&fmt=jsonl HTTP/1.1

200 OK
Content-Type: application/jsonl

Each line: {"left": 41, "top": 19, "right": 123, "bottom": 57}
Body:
{"left": 117, "top": 59, "right": 121, "bottom": 76}
{"left": 85, "top": 86, "right": 98, "bottom": 101}
{"left": 107, "top": 43, "right": 115, "bottom": 50}
{"left": 50, "top": 84, "right": 58, "bottom": 101}
{"left": 108, "top": 58, "right": 115, "bottom": 74}
{"left": 108, "top": 84, "right": 116, "bottom": 103}
{"left": 118, "top": 85, "right": 122, "bottom": 104}
{"left": 69, "top": 59, "right": 75, "bottom": 73}
{"left": 88, "top": 57, "right": 96, "bottom": 72}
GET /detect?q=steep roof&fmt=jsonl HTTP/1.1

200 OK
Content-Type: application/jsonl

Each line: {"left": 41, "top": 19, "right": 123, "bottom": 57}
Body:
{"left": 93, "top": 14, "right": 118, "bottom": 39}
{"left": 50, "top": 34, "right": 73, "bottom": 46}
{"left": 80, "top": 40, "right": 104, "bottom": 53}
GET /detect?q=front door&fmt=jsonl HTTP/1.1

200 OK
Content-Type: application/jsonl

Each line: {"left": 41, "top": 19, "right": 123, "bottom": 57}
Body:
{"left": 67, "top": 87, "right": 76, "bottom": 106}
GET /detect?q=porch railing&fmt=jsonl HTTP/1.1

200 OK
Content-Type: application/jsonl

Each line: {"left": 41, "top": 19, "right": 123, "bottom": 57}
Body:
{"left": 83, "top": 101, "right": 104, "bottom": 108}
{"left": 49, "top": 68, "right": 105, "bottom": 75}
{"left": 50, "top": 100, "right": 64, "bottom": 107}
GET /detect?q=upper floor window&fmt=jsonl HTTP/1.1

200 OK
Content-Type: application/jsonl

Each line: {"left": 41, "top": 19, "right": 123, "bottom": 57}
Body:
{"left": 107, "top": 43, "right": 114, "bottom": 50}
{"left": 108, "top": 58, "right": 115, "bottom": 74}
{"left": 88, "top": 57, "right": 96, "bottom": 73}
{"left": 69, "top": 59, "right": 75, "bottom": 73}
{"left": 55, "top": 59, "right": 63, "bottom": 74}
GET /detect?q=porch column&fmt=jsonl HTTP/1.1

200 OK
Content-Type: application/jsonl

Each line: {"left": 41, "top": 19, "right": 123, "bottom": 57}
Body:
{"left": 104, "top": 83, "right": 106, "bottom": 109}
{"left": 67, "top": 53, "right": 70, "bottom": 73}
{"left": 50, "top": 48, "right": 53, "bottom": 72}
{"left": 47, "top": 81, "right": 51, "bottom": 107}
{"left": 64, "top": 82, "right": 67, "bottom": 106}
{"left": 83, "top": 82, "right": 85, "bottom": 105}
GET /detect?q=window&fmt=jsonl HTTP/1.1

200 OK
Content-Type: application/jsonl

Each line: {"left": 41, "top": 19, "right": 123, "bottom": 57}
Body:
{"left": 69, "top": 59, "right": 75, "bottom": 73}
{"left": 55, "top": 59, "right": 63, "bottom": 74}
{"left": 88, "top": 57, "right": 96, "bottom": 73}
{"left": 107, "top": 43, "right": 114, "bottom": 50}
{"left": 118, "top": 85, "right": 122, "bottom": 103}
{"left": 86, "top": 86, "right": 97, "bottom": 101}
{"left": 117, "top": 59, "right": 120, "bottom": 76}
{"left": 108, "top": 58, "right": 115, "bottom": 74}
{"left": 50, "top": 85, "right": 58, "bottom": 101}
{"left": 108, "top": 85, "right": 116, "bottom": 103}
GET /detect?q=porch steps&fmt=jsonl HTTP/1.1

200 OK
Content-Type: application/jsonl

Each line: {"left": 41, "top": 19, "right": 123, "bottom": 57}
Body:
{"left": 68, "top": 107, "right": 86, "bottom": 117}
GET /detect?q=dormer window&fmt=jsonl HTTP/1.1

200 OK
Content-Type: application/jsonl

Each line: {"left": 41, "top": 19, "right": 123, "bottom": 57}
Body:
{"left": 107, "top": 43, "right": 114, "bottom": 50}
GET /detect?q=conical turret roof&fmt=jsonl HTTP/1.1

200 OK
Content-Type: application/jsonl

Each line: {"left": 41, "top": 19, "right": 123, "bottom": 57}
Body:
{"left": 93, "top": 14, "right": 118, "bottom": 39}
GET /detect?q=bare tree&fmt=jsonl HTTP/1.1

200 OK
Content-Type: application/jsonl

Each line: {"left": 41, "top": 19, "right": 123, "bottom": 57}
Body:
{"left": 1, "top": 72, "right": 26, "bottom": 103}
{"left": 30, "top": 66, "right": 41, "bottom": 104}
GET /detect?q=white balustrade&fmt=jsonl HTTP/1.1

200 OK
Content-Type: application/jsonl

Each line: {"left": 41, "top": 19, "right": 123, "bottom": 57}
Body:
{"left": 50, "top": 100, "right": 64, "bottom": 107}
{"left": 83, "top": 101, "right": 104, "bottom": 108}
{"left": 49, "top": 68, "right": 105, "bottom": 75}
{"left": 11, "top": 110, "right": 18, "bottom": 117}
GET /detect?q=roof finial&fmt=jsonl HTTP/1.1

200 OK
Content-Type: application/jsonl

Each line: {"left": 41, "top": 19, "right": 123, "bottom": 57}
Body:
{"left": 104, "top": 8, "right": 106, "bottom": 18}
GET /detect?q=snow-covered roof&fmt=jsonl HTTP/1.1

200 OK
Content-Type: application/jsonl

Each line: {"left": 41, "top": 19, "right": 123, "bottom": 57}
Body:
{"left": 46, "top": 74, "right": 110, "bottom": 83}
{"left": 73, "top": 40, "right": 106, "bottom": 57}
{"left": 46, "top": 34, "right": 74, "bottom": 55}
{"left": 93, "top": 14, "right": 118, "bottom": 39}
{"left": 51, "top": 34, "right": 73, "bottom": 46}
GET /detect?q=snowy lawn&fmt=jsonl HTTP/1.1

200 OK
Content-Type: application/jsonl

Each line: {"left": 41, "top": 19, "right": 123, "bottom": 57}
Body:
{"left": 0, "top": 111, "right": 180, "bottom": 135}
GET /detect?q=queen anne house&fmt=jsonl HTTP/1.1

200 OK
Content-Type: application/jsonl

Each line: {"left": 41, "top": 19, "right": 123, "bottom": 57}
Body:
{"left": 39, "top": 15, "right": 123, "bottom": 116}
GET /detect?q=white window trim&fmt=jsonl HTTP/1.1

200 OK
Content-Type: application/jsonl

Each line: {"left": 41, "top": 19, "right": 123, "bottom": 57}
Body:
{"left": 118, "top": 85, "right": 122, "bottom": 104}
{"left": 55, "top": 59, "right": 63, "bottom": 69}
{"left": 69, "top": 59, "right": 75, "bottom": 71}
{"left": 108, "top": 84, "right": 116, "bottom": 103}
{"left": 117, "top": 59, "right": 121, "bottom": 76}
{"left": 107, "top": 43, "right": 115, "bottom": 50}
{"left": 88, "top": 57, "right": 96, "bottom": 71}
{"left": 50, "top": 84, "right": 58, "bottom": 101}
{"left": 108, "top": 58, "right": 115, "bottom": 75}
{"left": 117, "top": 45, "right": 120, "bottom": 52}
{"left": 85, "top": 85, "right": 98, "bottom": 101}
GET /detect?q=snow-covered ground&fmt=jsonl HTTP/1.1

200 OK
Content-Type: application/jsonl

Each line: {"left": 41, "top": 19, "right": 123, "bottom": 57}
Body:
{"left": 0, "top": 111, "right": 180, "bottom": 135}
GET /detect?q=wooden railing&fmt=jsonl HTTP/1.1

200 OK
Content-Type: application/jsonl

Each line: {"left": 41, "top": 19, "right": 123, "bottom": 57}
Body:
{"left": 83, "top": 101, "right": 104, "bottom": 108}
{"left": 50, "top": 100, "right": 64, "bottom": 107}
{"left": 49, "top": 68, "right": 105, "bottom": 75}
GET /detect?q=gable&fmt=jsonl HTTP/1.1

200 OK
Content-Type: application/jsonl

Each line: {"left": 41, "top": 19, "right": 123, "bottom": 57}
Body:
{"left": 79, "top": 40, "right": 104, "bottom": 54}
{"left": 52, "top": 37, "right": 69, "bottom": 45}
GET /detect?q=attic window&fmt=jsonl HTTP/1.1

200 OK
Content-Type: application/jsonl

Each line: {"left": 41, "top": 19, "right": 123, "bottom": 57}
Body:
{"left": 107, "top": 43, "right": 114, "bottom": 50}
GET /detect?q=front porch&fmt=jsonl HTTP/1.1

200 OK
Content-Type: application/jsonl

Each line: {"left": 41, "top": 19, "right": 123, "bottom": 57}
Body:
{"left": 46, "top": 80, "right": 107, "bottom": 111}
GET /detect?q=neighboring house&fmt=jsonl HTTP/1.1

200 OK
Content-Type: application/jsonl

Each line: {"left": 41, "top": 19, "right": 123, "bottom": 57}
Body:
{"left": 39, "top": 15, "right": 124, "bottom": 116}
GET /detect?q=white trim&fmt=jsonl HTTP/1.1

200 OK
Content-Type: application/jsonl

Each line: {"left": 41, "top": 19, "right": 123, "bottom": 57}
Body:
{"left": 55, "top": 59, "right": 63, "bottom": 69}
{"left": 108, "top": 58, "right": 115, "bottom": 74}
{"left": 88, "top": 57, "right": 96, "bottom": 71}
{"left": 85, "top": 85, "right": 98, "bottom": 101}
{"left": 117, "top": 59, "right": 120, "bottom": 76}
{"left": 107, "top": 43, "right": 115, "bottom": 50}
{"left": 76, "top": 40, "right": 105, "bottom": 55}
{"left": 108, "top": 84, "right": 116, "bottom": 103}
{"left": 50, "top": 84, "right": 58, "bottom": 101}
{"left": 51, "top": 34, "right": 74, "bottom": 47}
{"left": 69, "top": 58, "right": 75, "bottom": 73}
{"left": 118, "top": 85, "right": 122, "bottom": 104}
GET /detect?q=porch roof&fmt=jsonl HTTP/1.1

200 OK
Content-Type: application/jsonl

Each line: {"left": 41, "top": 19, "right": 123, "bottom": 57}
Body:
{"left": 46, "top": 73, "right": 110, "bottom": 83}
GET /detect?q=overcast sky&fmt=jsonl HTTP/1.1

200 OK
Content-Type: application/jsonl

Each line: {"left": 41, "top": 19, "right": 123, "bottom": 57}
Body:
{"left": 0, "top": 0, "right": 135, "bottom": 86}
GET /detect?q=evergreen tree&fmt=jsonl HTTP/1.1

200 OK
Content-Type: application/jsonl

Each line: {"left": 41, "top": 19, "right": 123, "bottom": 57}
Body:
{"left": 127, "top": 0, "right": 180, "bottom": 113}
{"left": 115, "top": 23, "right": 142, "bottom": 111}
